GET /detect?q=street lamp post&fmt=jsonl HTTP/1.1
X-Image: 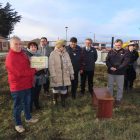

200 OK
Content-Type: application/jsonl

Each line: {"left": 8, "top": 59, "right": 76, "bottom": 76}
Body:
{"left": 65, "top": 26, "right": 68, "bottom": 43}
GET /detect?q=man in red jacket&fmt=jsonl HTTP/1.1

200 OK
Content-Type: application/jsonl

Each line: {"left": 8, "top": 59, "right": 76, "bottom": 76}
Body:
{"left": 5, "top": 36, "right": 38, "bottom": 133}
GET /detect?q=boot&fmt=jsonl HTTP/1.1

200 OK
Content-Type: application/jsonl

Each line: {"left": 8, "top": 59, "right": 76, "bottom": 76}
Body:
{"left": 53, "top": 94, "right": 58, "bottom": 105}
{"left": 72, "top": 92, "right": 76, "bottom": 99}
{"left": 61, "top": 94, "right": 66, "bottom": 107}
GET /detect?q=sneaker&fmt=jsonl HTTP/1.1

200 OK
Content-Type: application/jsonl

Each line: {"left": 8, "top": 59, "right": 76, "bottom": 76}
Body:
{"left": 15, "top": 125, "right": 25, "bottom": 133}
{"left": 25, "top": 118, "right": 38, "bottom": 123}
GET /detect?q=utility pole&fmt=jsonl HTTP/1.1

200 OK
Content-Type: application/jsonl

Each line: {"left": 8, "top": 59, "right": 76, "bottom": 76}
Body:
{"left": 94, "top": 33, "right": 96, "bottom": 42}
{"left": 65, "top": 26, "right": 68, "bottom": 43}
{"left": 111, "top": 37, "right": 114, "bottom": 48}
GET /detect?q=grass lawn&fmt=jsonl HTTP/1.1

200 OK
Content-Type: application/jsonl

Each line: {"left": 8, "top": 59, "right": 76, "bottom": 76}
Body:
{"left": 0, "top": 59, "right": 140, "bottom": 140}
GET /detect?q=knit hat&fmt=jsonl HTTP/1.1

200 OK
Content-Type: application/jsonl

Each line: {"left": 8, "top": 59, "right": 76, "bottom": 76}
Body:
{"left": 55, "top": 39, "right": 66, "bottom": 48}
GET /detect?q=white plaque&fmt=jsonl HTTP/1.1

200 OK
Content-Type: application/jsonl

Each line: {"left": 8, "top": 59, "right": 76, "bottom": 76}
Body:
{"left": 30, "top": 56, "right": 48, "bottom": 68}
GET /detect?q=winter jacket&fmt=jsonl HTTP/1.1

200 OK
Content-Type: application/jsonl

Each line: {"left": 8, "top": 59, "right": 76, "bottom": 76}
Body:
{"left": 49, "top": 48, "right": 74, "bottom": 87}
{"left": 125, "top": 50, "right": 139, "bottom": 80}
{"left": 80, "top": 46, "right": 98, "bottom": 71}
{"left": 128, "top": 50, "right": 139, "bottom": 65}
{"left": 37, "top": 45, "right": 52, "bottom": 78}
{"left": 5, "top": 49, "right": 36, "bottom": 92}
{"left": 38, "top": 45, "right": 53, "bottom": 57}
{"left": 106, "top": 48, "right": 130, "bottom": 75}
{"left": 66, "top": 45, "right": 82, "bottom": 72}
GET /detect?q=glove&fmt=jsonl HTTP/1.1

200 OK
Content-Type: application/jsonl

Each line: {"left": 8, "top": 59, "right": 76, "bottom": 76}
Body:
{"left": 70, "top": 74, "right": 74, "bottom": 80}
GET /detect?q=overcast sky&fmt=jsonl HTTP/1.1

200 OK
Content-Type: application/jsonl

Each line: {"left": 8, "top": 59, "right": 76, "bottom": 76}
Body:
{"left": 2, "top": 0, "right": 140, "bottom": 42}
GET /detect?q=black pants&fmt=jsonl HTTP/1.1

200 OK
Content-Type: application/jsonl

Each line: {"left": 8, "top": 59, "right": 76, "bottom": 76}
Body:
{"left": 30, "top": 85, "right": 41, "bottom": 111}
{"left": 43, "top": 78, "right": 50, "bottom": 93}
{"left": 124, "top": 79, "right": 134, "bottom": 90}
{"left": 80, "top": 70, "right": 94, "bottom": 94}
{"left": 71, "top": 71, "right": 79, "bottom": 98}
{"left": 124, "top": 66, "right": 136, "bottom": 90}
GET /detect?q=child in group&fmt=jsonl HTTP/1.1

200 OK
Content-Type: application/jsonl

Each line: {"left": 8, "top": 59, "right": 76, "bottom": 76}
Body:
{"left": 49, "top": 40, "right": 74, "bottom": 107}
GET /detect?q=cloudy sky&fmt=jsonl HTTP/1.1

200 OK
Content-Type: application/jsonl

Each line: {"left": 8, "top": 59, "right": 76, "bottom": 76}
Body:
{"left": 2, "top": 0, "right": 140, "bottom": 42}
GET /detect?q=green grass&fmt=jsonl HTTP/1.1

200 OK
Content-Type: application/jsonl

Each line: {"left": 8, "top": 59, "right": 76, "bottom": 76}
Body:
{"left": 0, "top": 60, "right": 140, "bottom": 140}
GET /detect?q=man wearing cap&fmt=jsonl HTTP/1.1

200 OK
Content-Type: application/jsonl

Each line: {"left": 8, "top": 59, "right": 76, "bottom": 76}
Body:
{"left": 66, "top": 37, "right": 82, "bottom": 99}
{"left": 106, "top": 39, "right": 130, "bottom": 106}
{"left": 49, "top": 40, "right": 74, "bottom": 107}
{"left": 124, "top": 42, "right": 139, "bottom": 91}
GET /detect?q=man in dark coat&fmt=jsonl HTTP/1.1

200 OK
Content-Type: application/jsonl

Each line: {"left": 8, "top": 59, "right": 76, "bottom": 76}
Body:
{"left": 106, "top": 39, "right": 130, "bottom": 106}
{"left": 66, "top": 37, "right": 82, "bottom": 99}
{"left": 124, "top": 42, "right": 139, "bottom": 91}
{"left": 80, "top": 38, "right": 98, "bottom": 96}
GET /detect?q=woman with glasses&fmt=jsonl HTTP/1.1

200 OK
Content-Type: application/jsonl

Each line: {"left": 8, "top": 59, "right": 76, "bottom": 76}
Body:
{"left": 49, "top": 40, "right": 74, "bottom": 107}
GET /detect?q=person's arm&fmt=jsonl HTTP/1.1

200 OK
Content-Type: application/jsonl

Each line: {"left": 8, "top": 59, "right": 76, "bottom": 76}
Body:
{"left": 106, "top": 51, "right": 113, "bottom": 69}
{"left": 6, "top": 55, "right": 36, "bottom": 77}
{"left": 133, "top": 51, "right": 139, "bottom": 62}
{"left": 67, "top": 53, "right": 74, "bottom": 76}
{"left": 48, "top": 52, "right": 56, "bottom": 77}
{"left": 117, "top": 51, "right": 130, "bottom": 70}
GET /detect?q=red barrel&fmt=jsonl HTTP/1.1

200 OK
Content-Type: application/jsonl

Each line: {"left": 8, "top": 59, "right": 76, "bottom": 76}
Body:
{"left": 97, "top": 99, "right": 113, "bottom": 118}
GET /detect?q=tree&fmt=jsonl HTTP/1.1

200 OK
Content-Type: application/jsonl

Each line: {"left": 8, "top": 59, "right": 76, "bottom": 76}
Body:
{"left": 0, "top": 2, "right": 21, "bottom": 38}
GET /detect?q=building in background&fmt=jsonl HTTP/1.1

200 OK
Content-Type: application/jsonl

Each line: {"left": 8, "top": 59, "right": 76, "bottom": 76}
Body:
{"left": 0, "top": 36, "right": 9, "bottom": 51}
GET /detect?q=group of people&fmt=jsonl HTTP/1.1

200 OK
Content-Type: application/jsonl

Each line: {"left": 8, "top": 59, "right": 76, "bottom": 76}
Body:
{"left": 106, "top": 39, "right": 139, "bottom": 106}
{"left": 5, "top": 36, "right": 139, "bottom": 133}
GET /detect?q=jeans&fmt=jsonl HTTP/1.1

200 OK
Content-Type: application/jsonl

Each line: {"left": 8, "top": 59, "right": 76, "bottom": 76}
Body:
{"left": 11, "top": 88, "right": 32, "bottom": 125}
